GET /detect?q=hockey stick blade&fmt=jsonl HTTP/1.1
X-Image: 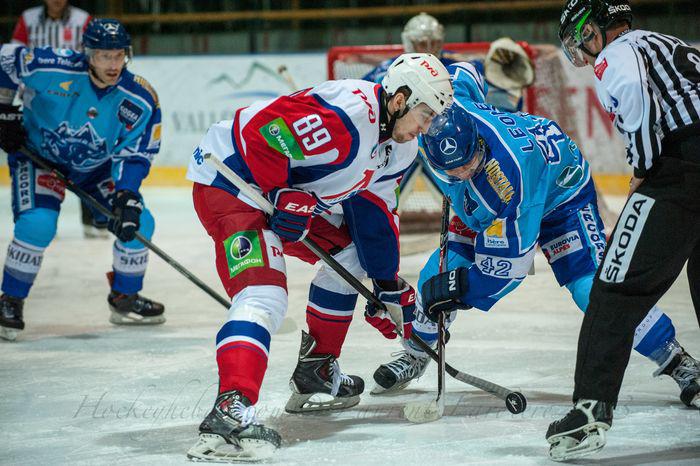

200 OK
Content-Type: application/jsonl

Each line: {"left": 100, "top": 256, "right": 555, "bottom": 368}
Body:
{"left": 403, "top": 398, "right": 444, "bottom": 424}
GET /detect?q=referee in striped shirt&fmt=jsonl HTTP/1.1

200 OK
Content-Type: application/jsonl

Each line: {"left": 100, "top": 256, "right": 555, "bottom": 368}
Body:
{"left": 11, "top": 1, "right": 105, "bottom": 238}
{"left": 546, "top": 0, "right": 700, "bottom": 460}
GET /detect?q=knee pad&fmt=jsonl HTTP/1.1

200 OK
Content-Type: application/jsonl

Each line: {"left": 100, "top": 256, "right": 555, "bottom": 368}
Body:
{"left": 119, "top": 207, "right": 155, "bottom": 249}
{"left": 14, "top": 208, "right": 59, "bottom": 248}
{"left": 228, "top": 285, "right": 288, "bottom": 335}
{"left": 314, "top": 243, "right": 366, "bottom": 295}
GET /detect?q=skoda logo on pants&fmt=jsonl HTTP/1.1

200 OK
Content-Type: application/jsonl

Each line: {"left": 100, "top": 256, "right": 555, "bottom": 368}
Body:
{"left": 230, "top": 236, "right": 252, "bottom": 259}
{"left": 440, "top": 137, "right": 457, "bottom": 155}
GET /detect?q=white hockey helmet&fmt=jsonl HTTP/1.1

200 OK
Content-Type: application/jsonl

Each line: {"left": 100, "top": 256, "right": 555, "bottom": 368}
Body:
{"left": 382, "top": 53, "right": 453, "bottom": 115}
{"left": 401, "top": 12, "right": 445, "bottom": 53}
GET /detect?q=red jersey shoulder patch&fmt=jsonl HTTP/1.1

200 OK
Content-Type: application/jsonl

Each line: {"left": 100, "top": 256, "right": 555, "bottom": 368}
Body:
{"left": 594, "top": 58, "right": 608, "bottom": 80}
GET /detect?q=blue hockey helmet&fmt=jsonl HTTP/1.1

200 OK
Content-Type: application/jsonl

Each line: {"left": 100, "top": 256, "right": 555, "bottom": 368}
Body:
{"left": 82, "top": 19, "right": 132, "bottom": 61}
{"left": 422, "top": 104, "right": 485, "bottom": 183}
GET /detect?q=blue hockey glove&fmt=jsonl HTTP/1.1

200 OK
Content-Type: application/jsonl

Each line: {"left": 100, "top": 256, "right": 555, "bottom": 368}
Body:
{"left": 268, "top": 188, "right": 317, "bottom": 242}
{"left": 365, "top": 278, "right": 416, "bottom": 340}
{"left": 109, "top": 190, "right": 143, "bottom": 242}
{"left": 421, "top": 267, "right": 471, "bottom": 323}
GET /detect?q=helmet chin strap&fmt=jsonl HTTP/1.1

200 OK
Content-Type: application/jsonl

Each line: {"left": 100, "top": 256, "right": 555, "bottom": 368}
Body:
{"left": 379, "top": 93, "right": 411, "bottom": 141}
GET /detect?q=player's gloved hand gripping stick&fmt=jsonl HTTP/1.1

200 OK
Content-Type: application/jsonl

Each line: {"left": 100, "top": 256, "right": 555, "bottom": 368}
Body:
{"left": 18, "top": 147, "right": 233, "bottom": 309}
{"left": 204, "top": 152, "right": 527, "bottom": 414}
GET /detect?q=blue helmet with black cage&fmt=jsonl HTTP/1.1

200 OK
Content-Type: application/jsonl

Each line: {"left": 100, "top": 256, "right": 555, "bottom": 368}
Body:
{"left": 422, "top": 104, "right": 486, "bottom": 184}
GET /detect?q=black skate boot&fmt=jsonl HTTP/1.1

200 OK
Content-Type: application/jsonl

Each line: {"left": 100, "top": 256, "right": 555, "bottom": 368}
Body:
{"left": 285, "top": 330, "right": 364, "bottom": 413}
{"left": 106, "top": 272, "right": 165, "bottom": 325}
{"left": 546, "top": 399, "right": 613, "bottom": 461}
{"left": 0, "top": 294, "right": 24, "bottom": 341}
{"left": 187, "top": 390, "right": 281, "bottom": 462}
{"left": 371, "top": 349, "right": 430, "bottom": 395}
{"left": 654, "top": 348, "right": 700, "bottom": 409}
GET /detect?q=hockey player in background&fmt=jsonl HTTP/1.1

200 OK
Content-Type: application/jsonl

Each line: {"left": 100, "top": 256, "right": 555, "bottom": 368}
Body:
{"left": 11, "top": 0, "right": 106, "bottom": 239}
{"left": 371, "top": 62, "right": 699, "bottom": 420}
{"left": 0, "top": 19, "right": 165, "bottom": 340}
{"left": 363, "top": 13, "right": 535, "bottom": 113}
{"left": 361, "top": 13, "right": 536, "bottom": 213}
{"left": 185, "top": 53, "right": 453, "bottom": 460}
{"left": 547, "top": 0, "right": 700, "bottom": 460}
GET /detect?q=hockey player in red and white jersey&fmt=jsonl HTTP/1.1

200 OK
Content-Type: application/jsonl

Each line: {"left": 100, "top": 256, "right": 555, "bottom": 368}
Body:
{"left": 185, "top": 53, "right": 453, "bottom": 461}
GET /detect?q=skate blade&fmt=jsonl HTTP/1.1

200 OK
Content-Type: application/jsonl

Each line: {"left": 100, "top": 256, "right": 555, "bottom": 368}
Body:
{"left": 370, "top": 380, "right": 411, "bottom": 395}
{"left": 284, "top": 392, "right": 360, "bottom": 413}
{"left": 403, "top": 397, "right": 444, "bottom": 423}
{"left": 548, "top": 428, "right": 607, "bottom": 462}
{"left": 186, "top": 433, "right": 277, "bottom": 463}
{"left": 109, "top": 310, "right": 166, "bottom": 325}
{"left": 690, "top": 393, "right": 700, "bottom": 409}
{"left": 0, "top": 326, "right": 19, "bottom": 342}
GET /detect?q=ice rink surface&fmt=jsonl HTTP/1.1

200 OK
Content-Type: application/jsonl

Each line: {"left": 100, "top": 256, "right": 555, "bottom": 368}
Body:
{"left": 1, "top": 187, "right": 698, "bottom": 466}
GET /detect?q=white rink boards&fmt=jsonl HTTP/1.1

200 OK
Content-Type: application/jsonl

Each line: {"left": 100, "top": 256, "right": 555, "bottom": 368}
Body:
{"left": 1, "top": 187, "right": 698, "bottom": 465}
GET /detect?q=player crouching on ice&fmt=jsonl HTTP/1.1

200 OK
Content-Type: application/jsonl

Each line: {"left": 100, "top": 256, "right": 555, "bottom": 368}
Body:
{"left": 371, "top": 63, "right": 700, "bottom": 440}
{"left": 185, "top": 54, "right": 453, "bottom": 461}
{"left": 0, "top": 19, "right": 165, "bottom": 341}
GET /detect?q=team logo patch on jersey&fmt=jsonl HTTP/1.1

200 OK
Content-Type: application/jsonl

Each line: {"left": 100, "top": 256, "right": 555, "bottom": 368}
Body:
{"left": 223, "top": 231, "right": 265, "bottom": 278}
{"left": 260, "top": 117, "right": 305, "bottom": 160}
{"left": 484, "top": 159, "right": 514, "bottom": 204}
{"left": 556, "top": 165, "right": 584, "bottom": 189}
{"left": 484, "top": 219, "right": 509, "bottom": 249}
{"left": 118, "top": 99, "right": 143, "bottom": 130}
{"left": 40, "top": 122, "right": 107, "bottom": 172}
{"left": 594, "top": 58, "right": 608, "bottom": 80}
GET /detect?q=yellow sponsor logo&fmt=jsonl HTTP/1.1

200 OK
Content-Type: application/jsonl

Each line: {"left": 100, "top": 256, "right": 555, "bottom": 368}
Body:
{"left": 151, "top": 123, "right": 161, "bottom": 141}
{"left": 484, "top": 159, "right": 514, "bottom": 204}
{"left": 59, "top": 80, "right": 72, "bottom": 91}
{"left": 486, "top": 219, "right": 503, "bottom": 237}
{"left": 485, "top": 218, "right": 509, "bottom": 249}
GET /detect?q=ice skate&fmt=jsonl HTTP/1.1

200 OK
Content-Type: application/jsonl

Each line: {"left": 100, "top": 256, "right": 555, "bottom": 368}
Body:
{"left": 108, "top": 290, "right": 165, "bottom": 325}
{"left": 285, "top": 330, "right": 364, "bottom": 413}
{"left": 371, "top": 350, "right": 430, "bottom": 395}
{"left": 546, "top": 399, "right": 613, "bottom": 461}
{"left": 187, "top": 390, "right": 281, "bottom": 462}
{"left": 654, "top": 348, "right": 700, "bottom": 409}
{"left": 0, "top": 294, "right": 24, "bottom": 341}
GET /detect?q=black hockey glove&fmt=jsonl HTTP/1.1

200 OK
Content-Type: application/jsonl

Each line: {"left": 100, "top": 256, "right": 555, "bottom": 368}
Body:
{"left": 0, "top": 104, "right": 26, "bottom": 153}
{"left": 109, "top": 190, "right": 143, "bottom": 242}
{"left": 421, "top": 267, "right": 471, "bottom": 323}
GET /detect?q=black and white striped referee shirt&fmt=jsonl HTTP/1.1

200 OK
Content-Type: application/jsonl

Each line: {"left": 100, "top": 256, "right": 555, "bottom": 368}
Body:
{"left": 592, "top": 29, "right": 700, "bottom": 177}
{"left": 11, "top": 5, "right": 91, "bottom": 50}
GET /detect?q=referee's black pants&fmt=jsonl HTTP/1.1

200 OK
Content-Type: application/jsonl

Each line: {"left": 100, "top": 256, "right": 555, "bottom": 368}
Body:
{"left": 573, "top": 152, "right": 700, "bottom": 404}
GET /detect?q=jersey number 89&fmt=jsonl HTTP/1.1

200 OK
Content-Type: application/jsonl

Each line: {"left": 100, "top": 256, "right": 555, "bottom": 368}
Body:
{"left": 293, "top": 114, "right": 332, "bottom": 151}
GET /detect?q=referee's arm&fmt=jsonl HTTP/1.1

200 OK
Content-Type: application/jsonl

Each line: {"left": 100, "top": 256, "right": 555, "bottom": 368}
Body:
{"left": 607, "top": 44, "right": 664, "bottom": 179}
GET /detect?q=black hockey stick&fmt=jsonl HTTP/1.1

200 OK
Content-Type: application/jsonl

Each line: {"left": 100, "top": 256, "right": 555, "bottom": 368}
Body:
{"left": 404, "top": 196, "right": 450, "bottom": 422}
{"left": 18, "top": 148, "right": 231, "bottom": 309}
{"left": 204, "top": 153, "right": 527, "bottom": 413}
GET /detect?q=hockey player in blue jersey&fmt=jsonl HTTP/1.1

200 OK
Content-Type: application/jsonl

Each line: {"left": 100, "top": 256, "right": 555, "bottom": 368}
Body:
{"left": 371, "top": 62, "right": 700, "bottom": 409}
{"left": 0, "top": 19, "right": 165, "bottom": 340}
